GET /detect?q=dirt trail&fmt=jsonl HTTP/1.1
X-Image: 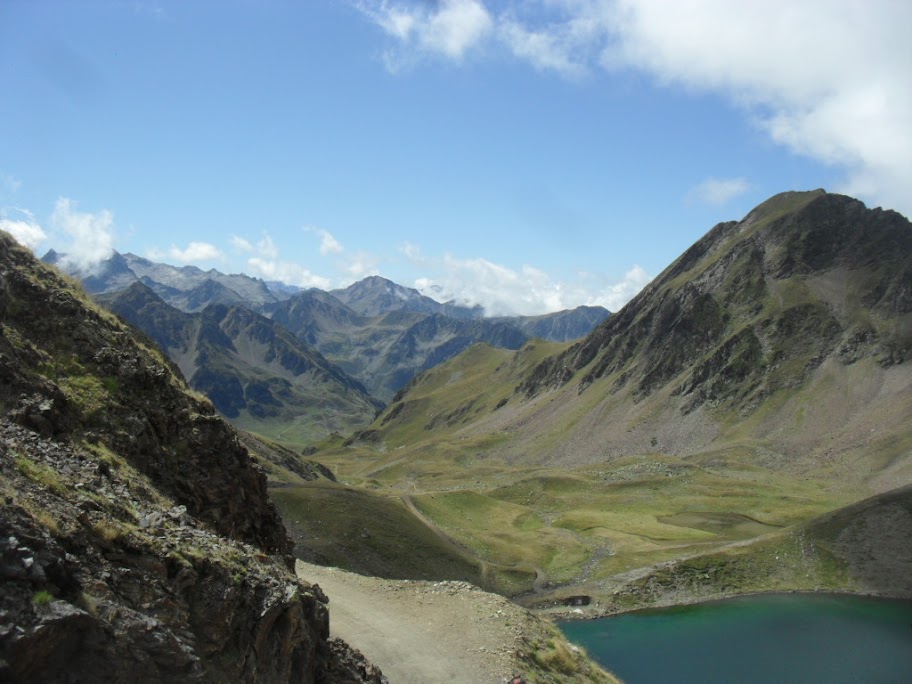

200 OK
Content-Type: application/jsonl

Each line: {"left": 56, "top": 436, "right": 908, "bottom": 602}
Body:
{"left": 297, "top": 561, "right": 534, "bottom": 683}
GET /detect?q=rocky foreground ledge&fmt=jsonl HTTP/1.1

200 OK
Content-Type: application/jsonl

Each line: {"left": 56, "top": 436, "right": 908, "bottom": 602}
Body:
{"left": 0, "top": 420, "right": 384, "bottom": 682}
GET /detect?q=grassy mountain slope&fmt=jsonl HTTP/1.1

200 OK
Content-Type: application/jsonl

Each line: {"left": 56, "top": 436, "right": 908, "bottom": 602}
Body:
{"left": 573, "top": 483, "right": 912, "bottom": 615}
{"left": 101, "top": 282, "right": 382, "bottom": 444}
{"left": 506, "top": 191, "right": 911, "bottom": 482}
{"left": 310, "top": 191, "right": 911, "bottom": 602}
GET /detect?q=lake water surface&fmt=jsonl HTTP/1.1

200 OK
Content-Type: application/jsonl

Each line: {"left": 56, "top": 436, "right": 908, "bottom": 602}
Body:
{"left": 559, "top": 594, "right": 912, "bottom": 684}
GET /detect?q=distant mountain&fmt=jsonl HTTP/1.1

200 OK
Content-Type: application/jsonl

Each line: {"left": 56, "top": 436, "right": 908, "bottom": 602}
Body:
{"left": 51, "top": 251, "right": 614, "bottom": 424}
{"left": 44, "top": 249, "right": 291, "bottom": 311}
{"left": 495, "top": 305, "right": 611, "bottom": 343}
{"left": 101, "top": 282, "right": 382, "bottom": 443}
{"left": 268, "top": 293, "right": 528, "bottom": 400}
{"left": 330, "top": 275, "right": 484, "bottom": 319}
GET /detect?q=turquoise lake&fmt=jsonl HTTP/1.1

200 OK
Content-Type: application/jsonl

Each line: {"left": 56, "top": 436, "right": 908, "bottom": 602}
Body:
{"left": 558, "top": 594, "right": 912, "bottom": 684}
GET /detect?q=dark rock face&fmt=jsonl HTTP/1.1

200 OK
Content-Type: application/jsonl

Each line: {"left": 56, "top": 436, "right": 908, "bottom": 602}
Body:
{"left": 0, "top": 233, "right": 385, "bottom": 683}
{"left": 99, "top": 283, "right": 383, "bottom": 439}
{"left": 520, "top": 191, "right": 912, "bottom": 412}
{"left": 0, "top": 238, "right": 288, "bottom": 554}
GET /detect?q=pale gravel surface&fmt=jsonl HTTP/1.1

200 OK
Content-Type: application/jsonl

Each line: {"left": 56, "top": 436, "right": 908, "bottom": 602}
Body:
{"left": 297, "top": 561, "right": 538, "bottom": 684}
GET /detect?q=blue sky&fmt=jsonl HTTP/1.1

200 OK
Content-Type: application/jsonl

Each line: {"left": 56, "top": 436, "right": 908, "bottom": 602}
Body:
{"left": 1, "top": 1, "right": 909, "bottom": 315}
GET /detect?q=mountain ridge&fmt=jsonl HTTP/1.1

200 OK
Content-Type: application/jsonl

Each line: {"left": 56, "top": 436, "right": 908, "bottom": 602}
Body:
{"left": 55, "top": 250, "right": 610, "bottom": 418}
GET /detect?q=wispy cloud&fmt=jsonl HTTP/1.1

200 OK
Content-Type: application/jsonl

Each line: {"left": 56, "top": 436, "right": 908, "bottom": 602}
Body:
{"left": 247, "top": 257, "right": 331, "bottom": 290}
{"left": 357, "top": 0, "right": 912, "bottom": 217}
{"left": 230, "top": 235, "right": 254, "bottom": 253}
{"left": 688, "top": 177, "right": 750, "bottom": 206}
{"left": 499, "top": 19, "right": 584, "bottom": 78}
{"left": 0, "top": 208, "right": 46, "bottom": 251}
{"left": 305, "top": 226, "right": 344, "bottom": 255}
{"left": 50, "top": 197, "right": 115, "bottom": 273}
{"left": 149, "top": 241, "right": 224, "bottom": 264}
{"left": 1, "top": 172, "right": 23, "bottom": 196}
{"left": 357, "top": 0, "right": 493, "bottom": 67}
{"left": 408, "top": 249, "right": 651, "bottom": 316}
{"left": 238, "top": 232, "right": 332, "bottom": 289}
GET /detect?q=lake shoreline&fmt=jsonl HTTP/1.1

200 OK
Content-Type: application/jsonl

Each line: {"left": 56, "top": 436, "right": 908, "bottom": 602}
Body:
{"left": 536, "top": 586, "right": 912, "bottom": 622}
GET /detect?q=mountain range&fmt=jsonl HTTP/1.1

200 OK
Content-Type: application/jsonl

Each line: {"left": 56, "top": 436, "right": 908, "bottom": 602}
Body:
{"left": 98, "top": 282, "right": 384, "bottom": 444}
{"left": 46, "top": 251, "right": 610, "bottom": 441}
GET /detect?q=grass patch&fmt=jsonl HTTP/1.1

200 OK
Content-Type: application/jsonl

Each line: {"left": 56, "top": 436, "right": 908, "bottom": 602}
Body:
{"left": 271, "top": 482, "right": 483, "bottom": 586}
{"left": 15, "top": 455, "right": 66, "bottom": 496}
{"left": 32, "top": 590, "right": 54, "bottom": 608}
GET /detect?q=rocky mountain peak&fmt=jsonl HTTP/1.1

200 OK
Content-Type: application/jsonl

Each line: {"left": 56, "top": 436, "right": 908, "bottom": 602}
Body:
{"left": 520, "top": 190, "right": 912, "bottom": 412}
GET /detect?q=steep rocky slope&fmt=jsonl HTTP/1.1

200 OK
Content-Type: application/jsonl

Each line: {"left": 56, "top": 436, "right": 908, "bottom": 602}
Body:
{"left": 100, "top": 282, "right": 382, "bottom": 444}
{"left": 499, "top": 191, "right": 911, "bottom": 483}
{"left": 0, "top": 231, "right": 382, "bottom": 682}
{"left": 522, "top": 190, "right": 910, "bottom": 402}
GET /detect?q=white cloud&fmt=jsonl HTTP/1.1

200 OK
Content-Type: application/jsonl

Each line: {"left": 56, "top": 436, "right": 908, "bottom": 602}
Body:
{"left": 358, "top": 0, "right": 493, "bottom": 64}
{"left": 305, "top": 226, "right": 344, "bottom": 255}
{"left": 164, "top": 241, "right": 224, "bottom": 263}
{"left": 359, "top": 0, "right": 911, "bottom": 216}
{"left": 51, "top": 197, "right": 115, "bottom": 273}
{"left": 230, "top": 235, "right": 254, "bottom": 253}
{"left": 413, "top": 252, "right": 651, "bottom": 316}
{"left": 0, "top": 209, "right": 47, "bottom": 251}
{"left": 235, "top": 231, "right": 332, "bottom": 289}
{"left": 400, "top": 240, "right": 424, "bottom": 262}
{"left": 246, "top": 257, "right": 331, "bottom": 290}
{"left": 586, "top": 265, "right": 652, "bottom": 312}
{"left": 341, "top": 251, "right": 380, "bottom": 282}
{"left": 599, "top": 0, "right": 912, "bottom": 215}
{"left": 499, "top": 19, "right": 584, "bottom": 78}
{"left": 688, "top": 177, "right": 750, "bottom": 206}
{"left": 255, "top": 234, "right": 279, "bottom": 260}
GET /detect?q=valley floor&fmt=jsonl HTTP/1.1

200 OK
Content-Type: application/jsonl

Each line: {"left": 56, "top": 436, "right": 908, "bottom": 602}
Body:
{"left": 295, "top": 561, "right": 617, "bottom": 684}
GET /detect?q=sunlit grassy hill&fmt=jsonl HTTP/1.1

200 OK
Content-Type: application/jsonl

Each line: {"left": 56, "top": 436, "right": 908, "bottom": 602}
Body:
{"left": 306, "top": 191, "right": 912, "bottom": 603}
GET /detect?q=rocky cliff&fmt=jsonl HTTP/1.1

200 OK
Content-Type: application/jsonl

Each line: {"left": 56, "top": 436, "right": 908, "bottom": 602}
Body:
{"left": 0, "top": 231, "right": 383, "bottom": 682}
